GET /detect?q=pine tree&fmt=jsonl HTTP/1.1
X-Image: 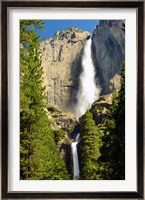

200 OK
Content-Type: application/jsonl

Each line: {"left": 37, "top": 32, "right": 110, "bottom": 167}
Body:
{"left": 79, "top": 62, "right": 125, "bottom": 180}
{"left": 99, "top": 62, "right": 125, "bottom": 180}
{"left": 79, "top": 110, "right": 102, "bottom": 180}
{"left": 20, "top": 20, "right": 70, "bottom": 180}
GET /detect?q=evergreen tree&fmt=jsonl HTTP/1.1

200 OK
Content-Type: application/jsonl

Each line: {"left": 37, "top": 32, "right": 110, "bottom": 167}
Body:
{"left": 79, "top": 62, "right": 125, "bottom": 180}
{"left": 79, "top": 110, "right": 102, "bottom": 180}
{"left": 99, "top": 62, "right": 125, "bottom": 180}
{"left": 20, "top": 20, "right": 69, "bottom": 180}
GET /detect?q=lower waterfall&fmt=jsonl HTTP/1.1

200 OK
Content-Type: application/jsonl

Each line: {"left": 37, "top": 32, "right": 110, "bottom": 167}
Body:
{"left": 71, "top": 133, "right": 80, "bottom": 180}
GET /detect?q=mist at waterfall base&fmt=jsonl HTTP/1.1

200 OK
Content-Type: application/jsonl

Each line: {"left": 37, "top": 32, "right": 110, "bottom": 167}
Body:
{"left": 74, "top": 38, "right": 100, "bottom": 119}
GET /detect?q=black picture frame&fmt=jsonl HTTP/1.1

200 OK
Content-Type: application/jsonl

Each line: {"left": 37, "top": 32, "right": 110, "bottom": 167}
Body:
{"left": 1, "top": 1, "right": 144, "bottom": 199}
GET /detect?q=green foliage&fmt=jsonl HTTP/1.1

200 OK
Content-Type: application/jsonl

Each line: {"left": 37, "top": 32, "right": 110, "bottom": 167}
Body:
{"left": 98, "top": 62, "right": 125, "bottom": 180}
{"left": 79, "top": 110, "right": 102, "bottom": 180}
{"left": 20, "top": 20, "right": 44, "bottom": 47}
{"left": 20, "top": 20, "right": 69, "bottom": 180}
{"left": 79, "top": 62, "right": 125, "bottom": 180}
{"left": 53, "top": 129, "right": 67, "bottom": 143}
{"left": 47, "top": 105, "right": 61, "bottom": 113}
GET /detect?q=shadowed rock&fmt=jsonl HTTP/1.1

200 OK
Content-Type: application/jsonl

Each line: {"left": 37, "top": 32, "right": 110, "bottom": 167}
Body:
{"left": 92, "top": 20, "right": 125, "bottom": 95}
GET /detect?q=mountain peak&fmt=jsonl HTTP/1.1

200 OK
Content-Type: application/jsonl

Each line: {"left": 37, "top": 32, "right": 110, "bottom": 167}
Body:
{"left": 53, "top": 27, "right": 90, "bottom": 41}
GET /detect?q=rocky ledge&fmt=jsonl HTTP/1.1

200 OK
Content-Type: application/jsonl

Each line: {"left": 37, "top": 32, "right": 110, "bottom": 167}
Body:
{"left": 90, "top": 93, "right": 113, "bottom": 125}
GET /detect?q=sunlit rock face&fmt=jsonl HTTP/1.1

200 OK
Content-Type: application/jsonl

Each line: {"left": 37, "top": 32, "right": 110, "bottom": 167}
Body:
{"left": 92, "top": 20, "right": 125, "bottom": 95}
{"left": 40, "top": 21, "right": 125, "bottom": 117}
{"left": 90, "top": 93, "right": 113, "bottom": 125}
{"left": 40, "top": 28, "right": 90, "bottom": 114}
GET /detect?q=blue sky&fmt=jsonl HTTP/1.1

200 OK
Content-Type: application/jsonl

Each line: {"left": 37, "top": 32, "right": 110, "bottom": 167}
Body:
{"left": 37, "top": 20, "right": 100, "bottom": 41}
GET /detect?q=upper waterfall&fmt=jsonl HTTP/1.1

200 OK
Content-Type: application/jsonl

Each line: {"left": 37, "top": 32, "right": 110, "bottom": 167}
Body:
{"left": 75, "top": 38, "right": 100, "bottom": 119}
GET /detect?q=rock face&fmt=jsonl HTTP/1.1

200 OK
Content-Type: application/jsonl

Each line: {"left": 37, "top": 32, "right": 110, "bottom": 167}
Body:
{"left": 40, "top": 21, "right": 125, "bottom": 116}
{"left": 90, "top": 94, "right": 113, "bottom": 125}
{"left": 47, "top": 105, "right": 78, "bottom": 134}
{"left": 40, "top": 28, "right": 90, "bottom": 112}
{"left": 109, "top": 74, "right": 121, "bottom": 92}
{"left": 92, "top": 20, "right": 125, "bottom": 95}
{"left": 79, "top": 93, "right": 113, "bottom": 128}
{"left": 46, "top": 105, "right": 78, "bottom": 176}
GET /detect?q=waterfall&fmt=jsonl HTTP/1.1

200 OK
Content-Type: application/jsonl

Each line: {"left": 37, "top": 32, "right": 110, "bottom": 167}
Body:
{"left": 75, "top": 38, "right": 100, "bottom": 119}
{"left": 71, "top": 133, "right": 80, "bottom": 179}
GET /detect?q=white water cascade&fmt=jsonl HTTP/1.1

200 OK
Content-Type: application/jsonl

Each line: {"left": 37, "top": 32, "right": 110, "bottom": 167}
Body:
{"left": 71, "top": 133, "right": 80, "bottom": 179}
{"left": 75, "top": 38, "right": 100, "bottom": 119}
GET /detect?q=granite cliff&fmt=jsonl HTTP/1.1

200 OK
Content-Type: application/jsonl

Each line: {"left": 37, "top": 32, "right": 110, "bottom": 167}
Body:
{"left": 92, "top": 20, "right": 125, "bottom": 94}
{"left": 40, "top": 20, "right": 125, "bottom": 116}
{"left": 40, "top": 28, "right": 90, "bottom": 113}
